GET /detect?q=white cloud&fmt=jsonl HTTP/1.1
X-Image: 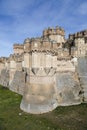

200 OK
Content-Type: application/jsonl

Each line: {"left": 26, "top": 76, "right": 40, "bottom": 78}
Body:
{"left": 0, "top": 0, "right": 87, "bottom": 56}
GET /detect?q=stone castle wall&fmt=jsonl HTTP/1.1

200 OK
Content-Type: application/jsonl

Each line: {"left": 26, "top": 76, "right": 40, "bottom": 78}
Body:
{"left": 0, "top": 26, "right": 87, "bottom": 114}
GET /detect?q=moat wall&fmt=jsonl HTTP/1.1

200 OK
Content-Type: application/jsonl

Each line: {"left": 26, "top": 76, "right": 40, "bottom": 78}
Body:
{"left": 77, "top": 56, "right": 87, "bottom": 102}
{"left": 0, "top": 26, "right": 87, "bottom": 114}
{"left": 0, "top": 69, "right": 9, "bottom": 87}
{"left": 0, "top": 57, "right": 86, "bottom": 114}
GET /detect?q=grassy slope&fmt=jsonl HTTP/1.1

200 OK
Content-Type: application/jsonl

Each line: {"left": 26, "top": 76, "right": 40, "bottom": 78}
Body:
{"left": 0, "top": 85, "right": 87, "bottom": 130}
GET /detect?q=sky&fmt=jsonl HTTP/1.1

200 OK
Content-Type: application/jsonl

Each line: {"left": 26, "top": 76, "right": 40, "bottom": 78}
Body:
{"left": 0, "top": 0, "right": 87, "bottom": 57}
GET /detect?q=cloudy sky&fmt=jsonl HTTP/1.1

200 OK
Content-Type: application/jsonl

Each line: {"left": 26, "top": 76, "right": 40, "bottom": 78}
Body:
{"left": 0, "top": 0, "right": 87, "bottom": 57}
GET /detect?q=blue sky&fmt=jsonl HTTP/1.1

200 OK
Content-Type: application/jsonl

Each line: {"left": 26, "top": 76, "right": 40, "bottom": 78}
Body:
{"left": 0, "top": 0, "right": 87, "bottom": 57}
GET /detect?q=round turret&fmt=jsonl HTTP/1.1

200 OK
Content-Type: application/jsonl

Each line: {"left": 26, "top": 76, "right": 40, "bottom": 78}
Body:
{"left": 31, "top": 38, "right": 42, "bottom": 51}
{"left": 42, "top": 38, "right": 52, "bottom": 51}
{"left": 24, "top": 38, "right": 30, "bottom": 44}
{"left": 24, "top": 38, "right": 31, "bottom": 52}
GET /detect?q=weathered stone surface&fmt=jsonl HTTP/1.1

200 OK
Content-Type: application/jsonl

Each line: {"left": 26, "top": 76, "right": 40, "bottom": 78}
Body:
{"left": 56, "top": 72, "right": 82, "bottom": 106}
{"left": 0, "top": 69, "right": 9, "bottom": 87}
{"left": 77, "top": 57, "right": 87, "bottom": 76}
{"left": 9, "top": 71, "right": 25, "bottom": 95}
{"left": 20, "top": 74, "right": 58, "bottom": 114}
{"left": 0, "top": 26, "right": 87, "bottom": 114}
{"left": 77, "top": 57, "right": 87, "bottom": 102}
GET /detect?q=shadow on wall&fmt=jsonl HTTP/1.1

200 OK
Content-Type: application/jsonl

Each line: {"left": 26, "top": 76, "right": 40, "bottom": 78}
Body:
{"left": 0, "top": 69, "right": 9, "bottom": 87}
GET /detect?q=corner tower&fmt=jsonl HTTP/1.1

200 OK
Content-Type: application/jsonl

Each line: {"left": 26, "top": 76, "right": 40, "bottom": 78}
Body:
{"left": 43, "top": 26, "right": 65, "bottom": 48}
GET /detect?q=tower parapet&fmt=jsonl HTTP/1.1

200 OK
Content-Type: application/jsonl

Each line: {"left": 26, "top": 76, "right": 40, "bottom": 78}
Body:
{"left": 69, "top": 30, "right": 87, "bottom": 39}
{"left": 30, "top": 38, "right": 42, "bottom": 51}
{"left": 24, "top": 38, "right": 31, "bottom": 52}
{"left": 13, "top": 44, "right": 24, "bottom": 54}
{"left": 0, "top": 25, "right": 86, "bottom": 114}
{"left": 43, "top": 26, "right": 65, "bottom": 44}
{"left": 68, "top": 29, "right": 87, "bottom": 57}
{"left": 43, "top": 26, "right": 65, "bottom": 37}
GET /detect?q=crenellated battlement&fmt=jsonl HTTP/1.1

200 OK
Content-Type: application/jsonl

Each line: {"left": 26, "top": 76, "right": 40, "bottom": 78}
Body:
{"left": 13, "top": 44, "right": 24, "bottom": 49}
{"left": 9, "top": 54, "right": 23, "bottom": 62}
{"left": 43, "top": 26, "right": 65, "bottom": 37}
{"left": 68, "top": 29, "right": 87, "bottom": 57}
{"left": 0, "top": 57, "right": 8, "bottom": 63}
{"left": 23, "top": 37, "right": 63, "bottom": 53}
{"left": 69, "top": 30, "right": 87, "bottom": 39}
{"left": 0, "top": 26, "right": 87, "bottom": 114}
{"left": 13, "top": 44, "right": 24, "bottom": 54}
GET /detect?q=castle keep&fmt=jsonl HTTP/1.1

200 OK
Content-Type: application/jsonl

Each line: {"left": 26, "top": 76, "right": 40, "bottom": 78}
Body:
{"left": 0, "top": 26, "right": 87, "bottom": 114}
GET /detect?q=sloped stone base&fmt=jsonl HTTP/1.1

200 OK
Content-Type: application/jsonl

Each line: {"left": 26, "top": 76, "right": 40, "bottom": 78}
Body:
{"left": 20, "top": 75, "right": 58, "bottom": 114}
{"left": 78, "top": 57, "right": 87, "bottom": 102}
{"left": 9, "top": 71, "right": 25, "bottom": 95}
{"left": 56, "top": 72, "right": 82, "bottom": 106}
{"left": 0, "top": 69, "right": 9, "bottom": 87}
{"left": 20, "top": 98, "right": 58, "bottom": 114}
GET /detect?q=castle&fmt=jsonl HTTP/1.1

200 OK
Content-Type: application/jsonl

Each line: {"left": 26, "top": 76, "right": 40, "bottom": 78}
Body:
{"left": 0, "top": 26, "right": 87, "bottom": 114}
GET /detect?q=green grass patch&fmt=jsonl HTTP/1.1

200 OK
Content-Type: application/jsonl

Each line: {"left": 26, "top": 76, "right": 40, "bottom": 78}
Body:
{"left": 0, "top": 85, "right": 87, "bottom": 130}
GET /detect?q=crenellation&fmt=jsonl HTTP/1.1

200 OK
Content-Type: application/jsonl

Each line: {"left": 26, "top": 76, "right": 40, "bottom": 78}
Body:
{"left": 43, "top": 26, "right": 65, "bottom": 37}
{"left": 31, "top": 38, "right": 42, "bottom": 51}
{"left": 69, "top": 30, "right": 87, "bottom": 40}
{"left": 24, "top": 38, "right": 31, "bottom": 53}
{"left": 13, "top": 43, "right": 24, "bottom": 54}
{"left": 0, "top": 26, "right": 87, "bottom": 114}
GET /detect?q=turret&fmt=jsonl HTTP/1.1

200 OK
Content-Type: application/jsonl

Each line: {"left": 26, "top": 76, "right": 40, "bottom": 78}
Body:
{"left": 69, "top": 29, "right": 87, "bottom": 57}
{"left": 23, "top": 38, "right": 31, "bottom": 52}
{"left": 13, "top": 44, "right": 24, "bottom": 54}
{"left": 43, "top": 26, "right": 65, "bottom": 44}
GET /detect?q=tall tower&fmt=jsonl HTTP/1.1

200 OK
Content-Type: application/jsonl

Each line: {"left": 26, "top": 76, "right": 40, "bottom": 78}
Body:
{"left": 20, "top": 37, "right": 58, "bottom": 114}
{"left": 43, "top": 26, "right": 65, "bottom": 48}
